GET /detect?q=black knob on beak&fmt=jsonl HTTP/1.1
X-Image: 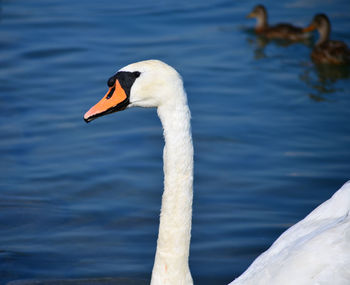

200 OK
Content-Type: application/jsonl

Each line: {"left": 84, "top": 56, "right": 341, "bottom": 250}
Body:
{"left": 107, "top": 75, "right": 116, "bottom": 87}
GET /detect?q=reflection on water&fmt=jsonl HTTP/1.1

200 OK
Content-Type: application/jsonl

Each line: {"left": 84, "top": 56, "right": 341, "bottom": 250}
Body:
{"left": 313, "top": 63, "right": 350, "bottom": 82}
{"left": 300, "top": 62, "right": 350, "bottom": 101}
{"left": 246, "top": 31, "right": 313, "bottom": 60}
{"left": 246, "top": 34, "right": 268, "bottom": 60}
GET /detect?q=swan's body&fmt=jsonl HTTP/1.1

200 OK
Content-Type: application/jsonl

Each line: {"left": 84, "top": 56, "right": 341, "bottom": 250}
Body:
{"left": 247, "top": 5, "right": 310, "bottom": 41}
{"left": 230, "top": 181, "right": 350, "bottom": 285}
{"left": 84, "top": 60, "right": 350, "bottom": 285}
{"left": 304, "top": 14, "right": 350, "bottom": 65}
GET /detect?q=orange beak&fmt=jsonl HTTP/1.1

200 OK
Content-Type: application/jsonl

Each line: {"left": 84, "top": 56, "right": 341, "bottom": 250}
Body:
{"left": 84, "top": 80, "right": 129, "bottom": 123}
{"left": 303, "top": 24, "right": 316, "bottom": 33}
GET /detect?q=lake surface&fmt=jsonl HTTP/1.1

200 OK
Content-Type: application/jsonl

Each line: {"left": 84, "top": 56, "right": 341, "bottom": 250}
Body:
{"left": 1, "top": 0, "right": 350, "bottom": 284}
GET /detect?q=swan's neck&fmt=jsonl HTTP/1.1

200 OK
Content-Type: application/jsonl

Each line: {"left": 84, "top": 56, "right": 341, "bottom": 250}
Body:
{"left": 151, "top": 88, "right": 194, "bottom": 285}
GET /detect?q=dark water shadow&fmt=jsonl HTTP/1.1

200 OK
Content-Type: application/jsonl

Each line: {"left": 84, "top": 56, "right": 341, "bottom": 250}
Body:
{"left": 7, "top": 277, "right": 149, "bottom": 285}
{"left": 299, "top": 61, "right": 350, "bottom": 102}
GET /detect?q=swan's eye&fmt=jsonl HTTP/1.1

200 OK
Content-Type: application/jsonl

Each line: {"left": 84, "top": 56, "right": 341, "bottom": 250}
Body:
{"left": 106, "top": 86, "right": 115, "bottom": 99}
{"left": 133, "top": 71, "right": 141, "bottom": 78}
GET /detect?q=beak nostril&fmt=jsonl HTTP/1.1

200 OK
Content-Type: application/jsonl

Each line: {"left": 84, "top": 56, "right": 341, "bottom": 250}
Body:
{"left": 106, "top": 86, "right": 116, "bottom": 99}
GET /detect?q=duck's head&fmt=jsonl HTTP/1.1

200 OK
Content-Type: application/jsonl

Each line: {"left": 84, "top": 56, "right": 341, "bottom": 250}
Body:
{"left": 304, "top": 14, "right": 331, "bottom": 44}
{"left": 247, "top": 5, "right": 268, "bottom": 29}
{"left": 84, "top": 60, "right": 183, "bottom": 123}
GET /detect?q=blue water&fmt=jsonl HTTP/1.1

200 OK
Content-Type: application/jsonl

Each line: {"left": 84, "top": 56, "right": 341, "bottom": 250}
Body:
{"left": 1, "top": 0, "right": 350, "bottom": 284}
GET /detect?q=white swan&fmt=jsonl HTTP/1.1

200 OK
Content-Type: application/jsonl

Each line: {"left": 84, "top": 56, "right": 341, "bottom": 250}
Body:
{"left": 84, "top": 60, "right": 350, "bottom": 285}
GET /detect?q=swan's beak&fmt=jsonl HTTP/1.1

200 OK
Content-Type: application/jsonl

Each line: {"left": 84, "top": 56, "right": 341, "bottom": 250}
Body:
{"left": 84, "top": 80, "right": 129, "bottom": 123}
{"left": 303, "top": 24, "right": 316, "bottom": 33}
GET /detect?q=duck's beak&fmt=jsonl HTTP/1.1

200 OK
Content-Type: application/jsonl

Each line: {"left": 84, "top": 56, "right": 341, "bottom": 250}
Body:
{"left": 246, "top": 12, "right": 255, "bottom": 18}
{"left": 303, "top": 24, "right": 316, "bottom": 33}
{"left": 84, "top": 80, "right": 129, "bottom": 123}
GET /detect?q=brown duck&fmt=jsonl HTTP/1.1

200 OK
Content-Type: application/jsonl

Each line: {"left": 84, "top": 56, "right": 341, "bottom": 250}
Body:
{"left": 304, "top": 14, "right": 350, "bottom": 65}
{"left": 247, "top": 5, "right": 310, "bottom": 41}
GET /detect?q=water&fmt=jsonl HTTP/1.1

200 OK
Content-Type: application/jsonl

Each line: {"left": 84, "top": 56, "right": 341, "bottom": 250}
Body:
{"left": 0, "top": 0, "right": 350, "bottom": 284}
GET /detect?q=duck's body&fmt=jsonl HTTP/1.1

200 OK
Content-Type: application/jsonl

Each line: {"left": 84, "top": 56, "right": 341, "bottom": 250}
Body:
{"left": 84, "top": 60, "right": 350, "bottom": 285}
{"left": 259, "top": 24, "right": 307, "bottom": 41}
{"left": 247, "top": 5, "right": 309, "bottom": 41}
{"left": 312, "top": 40, "right": 350, "bottom": 65}
{"left": 305, "top": 14, "right": 350, "bottom": 65}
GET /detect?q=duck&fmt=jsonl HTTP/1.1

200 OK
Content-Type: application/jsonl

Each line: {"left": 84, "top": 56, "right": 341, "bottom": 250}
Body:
{"left": 303, "top": 14, "right": 350, "bottom": 65}
{"left": 247, "top": 4, "right": 310, "bottom": 41}
{"left": 84, "top": 60, "right": 350, "bottom": 285}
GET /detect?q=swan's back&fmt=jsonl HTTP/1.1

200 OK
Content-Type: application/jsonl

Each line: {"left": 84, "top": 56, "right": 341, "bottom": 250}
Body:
{"left": 230, "top": 181, "right": 350, "bottom": 285}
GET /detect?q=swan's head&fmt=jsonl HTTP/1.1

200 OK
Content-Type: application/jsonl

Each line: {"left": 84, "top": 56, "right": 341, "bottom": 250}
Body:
{"left": 84, "top": 60, "right": 183, "bottom": 123}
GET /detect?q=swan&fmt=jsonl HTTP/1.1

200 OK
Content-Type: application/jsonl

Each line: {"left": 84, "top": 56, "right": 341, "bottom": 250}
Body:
{"left": 84, "top": 60, "right": 350, "bottom": 285}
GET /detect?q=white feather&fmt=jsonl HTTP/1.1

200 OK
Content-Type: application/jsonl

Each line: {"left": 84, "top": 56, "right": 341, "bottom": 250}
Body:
{"left": 229, "top": 181, "right": 350, "bottom": 285}
{"left": 114, "top": 60, "right": 350, "bottom": 285}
